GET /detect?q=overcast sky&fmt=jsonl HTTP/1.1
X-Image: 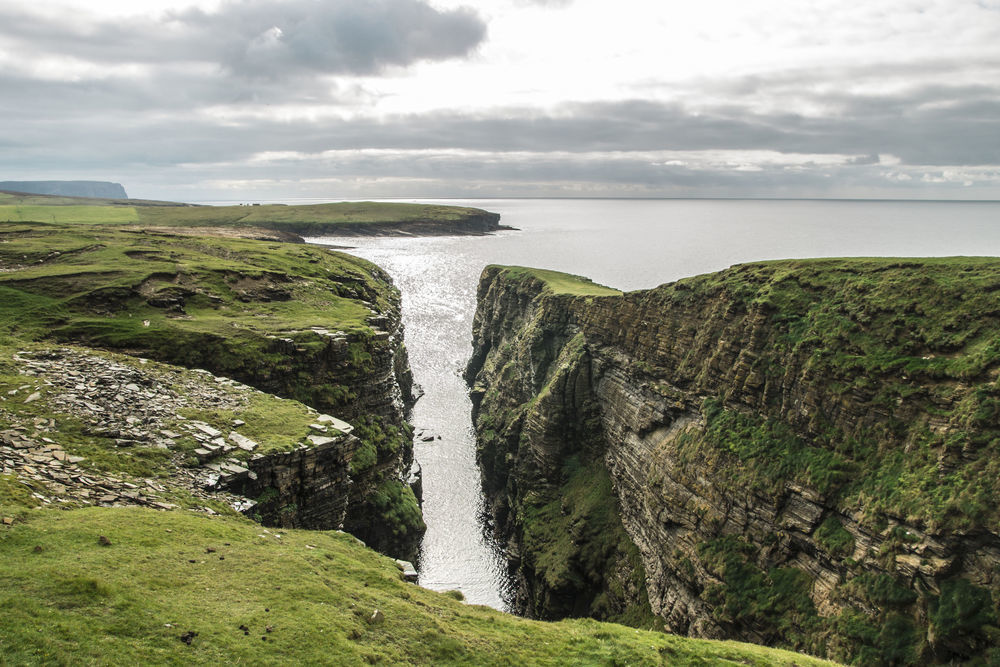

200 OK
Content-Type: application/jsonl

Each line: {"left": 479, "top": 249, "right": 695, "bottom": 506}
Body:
{"left": 2, "top": 0, "right": 999, "bottom": 200}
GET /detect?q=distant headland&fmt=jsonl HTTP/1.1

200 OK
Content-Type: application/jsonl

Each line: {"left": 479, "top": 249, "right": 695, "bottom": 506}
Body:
{"left": 0, "top": 180, "right": 128, "bottom": 199}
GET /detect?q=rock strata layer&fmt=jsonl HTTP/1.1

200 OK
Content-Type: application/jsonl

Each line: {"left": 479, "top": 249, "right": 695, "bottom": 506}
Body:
{"left": 467, "top": 261, "right": 1000, "bottom": 664}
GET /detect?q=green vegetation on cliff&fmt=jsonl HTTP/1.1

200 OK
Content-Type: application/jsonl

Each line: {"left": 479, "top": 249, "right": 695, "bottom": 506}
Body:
{"left": 468, "top": 260, "right": 1000, "bottom": 665}
{"left": 0, "top": 222, "right": 392, "bottom": 415}
{"left": 0, "top": 503, "right": 836, "bottom": 666}
{"left": 0, "top": 219, "right": 424, "bottom": 563}
{"left": 0, "top": 191, "right": 501, "bottom": 236}
{"left": 490, "top": 265, "right": 623, "bottom": 297}
{"left": 663, "top": 258, "right": 1000, "bottom": 532}
{"left": 520, "top": 457, "right": 659, "bottom": 628}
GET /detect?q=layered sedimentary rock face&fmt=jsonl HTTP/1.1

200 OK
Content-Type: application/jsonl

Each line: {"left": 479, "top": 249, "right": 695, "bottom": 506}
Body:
{"left": 467, "top": 260, "right": 1000, "bottom": 664}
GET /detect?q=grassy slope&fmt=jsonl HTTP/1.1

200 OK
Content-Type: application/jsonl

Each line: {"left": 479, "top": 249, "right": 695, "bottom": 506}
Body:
{"left": 0, "top": 222, "right": 383, "bottom": 334}
{"left": 0, "top": 205, "right": 139, "bottom": 224}
{"left": 0, "top": 502, "right": 836, "bottom": 666}
{"left": 489, "top": 265, "right": 623, "bottom": 297}
{"left": 139, "top": 201, "right": 491, "bottom": 226}
{"left": 0, "top": 223, "right": 391, "bottom": 411}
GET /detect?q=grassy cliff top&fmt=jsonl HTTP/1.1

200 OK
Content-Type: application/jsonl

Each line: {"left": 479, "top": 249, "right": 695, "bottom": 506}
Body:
{"left": 0, "top": 222, "right": 400, "bottom": 415}
{"left": 0, "top": 193, "right": 497, "bottom": 234}
{"left": 0, "top": 503, "right": 835, "bottom": 666}
{"left": 665, "top": 256, "right": 1000, "bottom": 382}
{"left": 0, "top": 222, "right": 391, "bottom": 342}
{"left": 489, "top": 265, "right": 623, "bottom": 297}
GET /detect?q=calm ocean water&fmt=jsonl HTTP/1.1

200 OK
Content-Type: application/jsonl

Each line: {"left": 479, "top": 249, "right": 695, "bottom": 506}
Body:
{"left": 309, "top": 198, "right": 1000, "bottom": 610}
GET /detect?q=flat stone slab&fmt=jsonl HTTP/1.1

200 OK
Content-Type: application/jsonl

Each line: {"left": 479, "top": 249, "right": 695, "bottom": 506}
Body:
{"left": 220, "top": 462, "right": 249, "bottom": 475}
{"left": 191, "top": 422, "right": 223, "bottom": 439}
{"left": 316, "top": 414, "right": 353, "bottom": 435}
{"left": 193, "top": 448, "right": 217, "bottom": 463}
{"left": 394, "top": 559, "right": 418, "bottom": 582}
{"left": 306, "top": 434, "right": 337, "bottom": 447}
{"left": 228, "top": 432, "right": 258, "bottom": 452}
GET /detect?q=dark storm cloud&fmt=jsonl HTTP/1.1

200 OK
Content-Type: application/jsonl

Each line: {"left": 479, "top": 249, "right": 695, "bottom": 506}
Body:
{"left": 0, "top": 0, "right": 486, "bottom": 78}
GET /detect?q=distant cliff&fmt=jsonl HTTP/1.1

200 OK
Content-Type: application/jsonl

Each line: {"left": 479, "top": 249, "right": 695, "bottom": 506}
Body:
{"left": 467, "top": 260, "right": 1000, "bottom": 664}
{"left": 0, "top": 180, "right": 128, "bottom": 199}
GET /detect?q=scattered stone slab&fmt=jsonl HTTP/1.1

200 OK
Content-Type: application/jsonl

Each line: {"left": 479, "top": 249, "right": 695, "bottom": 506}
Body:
{"left": 394, "top": 559, "right": 418, "bottom": 582}
{"left": 190, "top": 422, "right": 223, "bottom": 439}
{"left": 316, "top": 414, "right": 353, "bottom": 435}
{"left": 228, "top": 432, "right": 258, "bottom": 452}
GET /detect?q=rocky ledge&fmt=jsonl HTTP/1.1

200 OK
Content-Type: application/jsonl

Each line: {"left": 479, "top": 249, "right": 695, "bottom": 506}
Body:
{"left": 1, "top": 347, "right": 364, "bottom": 531}
{"left": 467, "top": 260, "right": 1000, "bottom": 665}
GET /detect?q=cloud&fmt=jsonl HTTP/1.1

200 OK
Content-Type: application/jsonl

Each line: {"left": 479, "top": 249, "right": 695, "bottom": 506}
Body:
{"left": 2, "top": 1, "right": 999, "bottom": 199}
{"left": 514, "top": 0, "right": 574, "bottom": 7}
{"left": 3, "top": 67, "right": 1000, "bottom": 199}
{"left": 0, "top": 0, "right": 487, "bottom": 79}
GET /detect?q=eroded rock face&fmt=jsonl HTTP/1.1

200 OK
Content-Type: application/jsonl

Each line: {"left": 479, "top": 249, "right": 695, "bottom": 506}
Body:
{"left": 1, "top": 347, "right": 355, "bottom": 526}
{"left": 467, "top": 261, "right": 1000, "bottom": 664}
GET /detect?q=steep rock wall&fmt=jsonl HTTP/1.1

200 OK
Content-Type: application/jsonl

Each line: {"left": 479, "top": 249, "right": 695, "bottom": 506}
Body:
{"left": 467, "top": 261, "right": 1000, "bottom": 664}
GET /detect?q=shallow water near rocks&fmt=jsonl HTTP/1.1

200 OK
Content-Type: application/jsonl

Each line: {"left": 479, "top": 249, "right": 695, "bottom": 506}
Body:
{"left": 310, "top": 197, "right": 1000, "bottom": 610}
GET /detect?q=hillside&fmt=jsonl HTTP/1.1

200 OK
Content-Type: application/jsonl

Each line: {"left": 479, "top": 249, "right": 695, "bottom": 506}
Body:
{"left": 0, "top": 192, "right": 505, "bottom": 237}
{"left": 0, "top": 500, "right": 836, "bottom": 666}
{"left": 466, "top": 260, "right": 1000, "bottom": 664}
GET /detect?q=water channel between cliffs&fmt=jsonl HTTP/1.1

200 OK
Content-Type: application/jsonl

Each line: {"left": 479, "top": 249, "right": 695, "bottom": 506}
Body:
{"left": 308, "top": 196, "right": 1000, "bottom": 610}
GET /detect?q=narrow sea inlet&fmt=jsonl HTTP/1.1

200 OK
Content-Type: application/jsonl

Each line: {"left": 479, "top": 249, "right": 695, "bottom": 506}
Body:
{"left": 310, "top": 196, "right": 1000, "bottom": 609}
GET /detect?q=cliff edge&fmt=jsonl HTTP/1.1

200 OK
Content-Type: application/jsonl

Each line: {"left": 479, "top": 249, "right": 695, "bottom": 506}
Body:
{"left": 0, "top": 223, "right": 423, "bottom": 558}
{"left": 467, "top": 260, "right": 1000, "bottom": 664}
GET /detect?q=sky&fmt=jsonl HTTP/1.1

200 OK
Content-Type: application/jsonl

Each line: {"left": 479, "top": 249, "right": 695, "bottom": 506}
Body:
{"left": 1, "top": 0, "right": 999, "bottom": 201}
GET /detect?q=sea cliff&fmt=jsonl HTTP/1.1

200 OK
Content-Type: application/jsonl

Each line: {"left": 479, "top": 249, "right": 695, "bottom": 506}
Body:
{"left": 0, "top": 223, "right": 423, "bottom": 558}
{"left": 467, "top": 260, "right": 1000, "bottom": 664}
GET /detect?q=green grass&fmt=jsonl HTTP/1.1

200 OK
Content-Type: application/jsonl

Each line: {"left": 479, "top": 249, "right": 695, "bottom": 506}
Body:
{"left": 137, "top": 200, "right": 486, "bottom": 223}
{"left": 490, "top": 266, "right": 622, "bottom": 297}
{"left": 673, "top": 257, "right": 1000, "bottom": 382}
{"left": 0, "top": 505, "right": 837, "bottom": 666}
{"left": 0, "top": 192, "right": 498, "bottom": 238}
{"left": 132, "top": 201, "right": 495, "bottom": 235}
{"left": 176, "top": 392, "right": 319, "bottom": 458}
{"left": 0, "top": 205, "right": 138, "bottom": 224}
{"left": 0, "top": 223, "right": 395, "bottom": 414}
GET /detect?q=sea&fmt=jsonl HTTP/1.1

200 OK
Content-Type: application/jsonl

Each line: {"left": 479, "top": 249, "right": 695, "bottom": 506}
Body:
{"left": 302, "top": 197, "right": 1000, "bottom": 611}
